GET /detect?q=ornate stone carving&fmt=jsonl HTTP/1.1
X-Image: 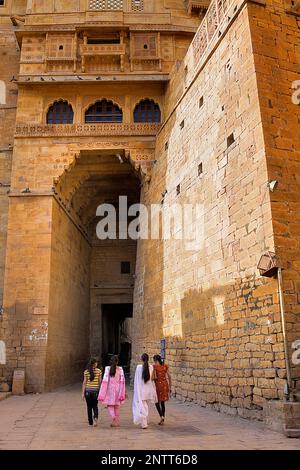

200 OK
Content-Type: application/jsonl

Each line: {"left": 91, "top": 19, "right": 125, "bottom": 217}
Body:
{"left": 15, "top": 123, "right": 161, "bottom": 138}
{"left": 16, "top": 24, "right": 197, "bottom": 36}
{"left": 192, "top": 0, "right": 233, "bottom": 68}
{"left": 186, "top": 0, "right": 210, "bottom": 14}
{"left": 88, "top": 0, "right": 123, "bottom": 10}
{"left": 126, "top": 148, "right": 155, "bottom": 182}
{"left": 80, "top": 43, "right": 126, "bottom": 56}
{"left": 129, "top": 149, "right": 155, "bottom": 162}
{"left": 131, "top": 0, "right": 144, "bottom": 12}
{"left": 130, "top": 32, "right": 162, "bottom": 72}
{"left": 52, "top": 147, "right": 154, "bottom": 193}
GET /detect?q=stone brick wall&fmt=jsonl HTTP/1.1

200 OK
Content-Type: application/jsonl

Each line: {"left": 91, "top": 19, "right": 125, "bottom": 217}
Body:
{"left": 0, "top": 152, "right": 11, "bottom": 307}
{"left": 0, "top": 9, "right": 24, "bottom": 388}
{"left": 131, "top": 2, "right": 286, "bottom": 420}
{"left": 248, "top": 0, "right": 300, "bottom": 379}
{"left": 0, "top": 19, "right": 20, "bottom": 308}
{"left": 45, "top": 199, "right": 91, "bottom": 390}
{"left": 1, "top": 196, "right": 52, "bottom": 392}
{"left": 0, "top": 9, "right": 39, "bottom": 389}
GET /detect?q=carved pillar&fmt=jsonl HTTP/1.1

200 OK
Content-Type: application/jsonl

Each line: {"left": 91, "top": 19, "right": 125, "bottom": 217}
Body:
{"left": 73, "top": 32, "right": 78, "bottom": 73}
{"left": 124, "top": 95, "right": 131, "bottom": 124}
{"left": 81, "top": 33, "right": 87, "bottom": 73}
{"left": 76, "top": 95, "right": 83, "bottom": 124}
{"left": 44, "top": 33, "right": 49, "bottom": 73}
{"left": 120, "top": 31, "right": 125, "bottom": 72}
{"left": 26, "top": 0, "right": 33, "bottom": 14}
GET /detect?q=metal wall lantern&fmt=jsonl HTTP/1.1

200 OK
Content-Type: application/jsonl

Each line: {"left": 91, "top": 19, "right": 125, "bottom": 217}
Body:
{"left": 257, "top": 251, "right": 280, "bottom": 277}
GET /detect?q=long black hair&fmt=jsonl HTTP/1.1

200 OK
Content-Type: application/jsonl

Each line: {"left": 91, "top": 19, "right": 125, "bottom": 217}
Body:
{"left": 87, "top": 357, "right": 98, "bottom": 382}
{"left": 109, "top": 355, "right": 119, "bottom": 377}
{"left": 153, "top": 354, "right": 163, "bottom": 365}
{"left": 141, "top": 353, "right": 150, "bottom": 383}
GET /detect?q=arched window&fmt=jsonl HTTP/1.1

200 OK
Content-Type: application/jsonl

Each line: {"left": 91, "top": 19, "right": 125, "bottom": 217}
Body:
{"left": 134, "top": 99, "right": 161, "bottom": 123}
{"left": 47, "top": 100, "right": 74, "bottom": 124}
{"left": 85, "top": 100, "right": 123, "bottom": 123}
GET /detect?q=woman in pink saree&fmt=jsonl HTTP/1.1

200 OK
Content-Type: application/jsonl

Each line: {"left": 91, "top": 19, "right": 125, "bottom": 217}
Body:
{"left": 98, "top": 355, "right": 126, "bottom": 427}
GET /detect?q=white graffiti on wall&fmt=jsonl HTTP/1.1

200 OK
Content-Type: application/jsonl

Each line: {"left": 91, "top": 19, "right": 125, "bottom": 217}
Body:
{"left": 292, "top": 340, "right": 300, "bottom": 365}
{"left": 29, "top": 321, "right": 48, "bottom": 342}
{"left": 292, "top": 80, "right": 300, "bottom": 105}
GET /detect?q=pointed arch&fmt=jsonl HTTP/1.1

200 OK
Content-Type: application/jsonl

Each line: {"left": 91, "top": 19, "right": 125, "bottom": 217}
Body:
{"left": 133, "top": 98, "right": 161, "bottom": 123}
{"left": 47, "top": 100, "right": 74, "bottom": 124}
{"left": 85, "top": 99, "right": 123, "bottom": 123}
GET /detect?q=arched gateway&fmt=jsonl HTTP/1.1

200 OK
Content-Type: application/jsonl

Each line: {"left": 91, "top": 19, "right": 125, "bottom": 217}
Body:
{"left": 2, "top": 131, "right": 157, "bottom": 392}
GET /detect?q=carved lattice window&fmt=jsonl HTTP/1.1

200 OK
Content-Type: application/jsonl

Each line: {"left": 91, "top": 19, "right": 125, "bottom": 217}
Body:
{"left": 46, "top": 35, "right": 74, "bottom": 60}
{"left": 89, "top": 0, "right": 123, "bottom": 10}
{"left": 134, "top": 99, "right": 161, "bottom": 123}
{"left": 85, "top": 100, "right": 123, "bottom": 123}
{"left": 131, "top": 33, "right": 159, "bottom": 59}
{"left": 131, "top": 0, "right": 144, "bottom": 11}
{"left": 47, "top": 101, "right": 74, "bottom": 124}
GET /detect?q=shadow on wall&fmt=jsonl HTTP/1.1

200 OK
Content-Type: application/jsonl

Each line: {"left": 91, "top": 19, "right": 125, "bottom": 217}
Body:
{"left": 165, "top": 275, "right": 283, "bottom": 415}
{"left": 179, "top": 274, "right": 278, "bottom": 338}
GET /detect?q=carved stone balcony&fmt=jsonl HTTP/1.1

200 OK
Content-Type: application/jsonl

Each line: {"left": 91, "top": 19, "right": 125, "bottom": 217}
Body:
{"left": 15, "top": 123, "right": 161, "bottom": 138}
{"left": 80, "top": 41, "right": 126, "bottom": 72}
{"left": 80, "top": 44, "right": 126, "bottom": 57}
{"left": 186, "top": 0, "right": 210, "bottom": 14}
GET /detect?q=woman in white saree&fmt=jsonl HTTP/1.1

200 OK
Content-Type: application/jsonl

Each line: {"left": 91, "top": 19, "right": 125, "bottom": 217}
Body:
{"left": 132, "top": 353, "right": 157, "bottom": 429}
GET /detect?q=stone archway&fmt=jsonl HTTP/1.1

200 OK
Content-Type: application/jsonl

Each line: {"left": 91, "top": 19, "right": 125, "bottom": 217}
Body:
{"left": 2, "top": 134, "right": 156, "bottom": 393}
{"left": 45, "top": 149, "right": 141, "bottom": 390}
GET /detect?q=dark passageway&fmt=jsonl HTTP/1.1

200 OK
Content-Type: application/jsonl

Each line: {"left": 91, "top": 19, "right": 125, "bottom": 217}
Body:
{"left": 101, "top": 303, "right": 133, "bottom": 375}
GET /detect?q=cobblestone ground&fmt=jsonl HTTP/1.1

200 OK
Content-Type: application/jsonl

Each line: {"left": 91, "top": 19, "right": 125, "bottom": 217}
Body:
{"left": 0, "top": 385, "right": 299, "bottom": 450}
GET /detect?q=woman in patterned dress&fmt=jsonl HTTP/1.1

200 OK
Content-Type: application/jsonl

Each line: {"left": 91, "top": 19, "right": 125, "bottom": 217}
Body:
{"left": 98, "top": 355, "right": 126, "bottom": 427}
{"left": 152, "top": 354, "right": 172, "bottom": 425}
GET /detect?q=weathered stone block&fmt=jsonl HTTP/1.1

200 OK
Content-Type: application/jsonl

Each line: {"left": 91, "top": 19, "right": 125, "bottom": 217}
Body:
{"left": 12, "top": 369, "right": 25, "bottom": 395}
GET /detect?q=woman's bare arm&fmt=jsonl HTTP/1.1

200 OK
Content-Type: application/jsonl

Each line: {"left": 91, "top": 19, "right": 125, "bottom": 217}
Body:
{"left": 82, "top": 376, "right": 87, "bottom": 399}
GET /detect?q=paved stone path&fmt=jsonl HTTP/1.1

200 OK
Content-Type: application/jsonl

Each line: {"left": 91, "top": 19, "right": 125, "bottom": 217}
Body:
{"left": 0, "top": 384, "right": 299, "bottom": 450}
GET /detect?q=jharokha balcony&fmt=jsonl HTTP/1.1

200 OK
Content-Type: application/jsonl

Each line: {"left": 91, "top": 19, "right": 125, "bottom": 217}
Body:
{"left": 80, "top": 44, "right": 126, "bottom": 56}
{"left": 14, "top": 123, "right": 161, "bottom": 138}
{"left": 186, "top": 0, "right": 210, "bottom": 14}
{"left": 80, "top": 43, "right": 126, "bottom": 72}
{"left": 79, "top": 33, "right": 126, "bottom": 72}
